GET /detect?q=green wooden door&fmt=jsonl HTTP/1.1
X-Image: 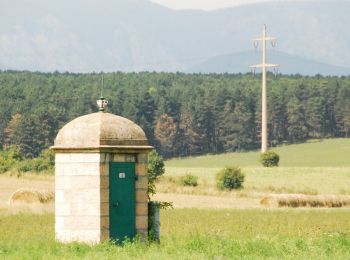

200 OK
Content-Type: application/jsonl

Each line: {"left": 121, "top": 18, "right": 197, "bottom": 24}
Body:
{"left": 109, "top": 162, "right": 136, "bottom": 242}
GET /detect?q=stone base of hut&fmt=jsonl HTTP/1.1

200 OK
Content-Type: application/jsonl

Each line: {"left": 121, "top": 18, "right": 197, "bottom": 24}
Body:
{"left": 55, "top": 151, "right": 149, "bottom": 244}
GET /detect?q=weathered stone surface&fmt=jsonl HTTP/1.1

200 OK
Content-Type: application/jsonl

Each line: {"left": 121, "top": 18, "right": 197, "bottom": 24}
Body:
{"left": 113, "top": 154, "right": 126, "bottom": 162}
{"left": 136, "top": 176, "right": 148, "bottom": 189}
{"left": 100, "top": 176, "right": 109, "bottom": 189}
{"left": 70, "top": 202, "right": 101, "bottom": 216}
{"left": 55, "top": 216, "right": 65, "bottom": 230}
{"left": 55, "top": 176, "right": 71, "bottom": 190}
{"left": 56, "top": 230, "right": 101, "bottom": 244}
{"left": 125, "top": 154, "right": 136, "bottom": 162}
{"left": 136, "top": 189, "right": 148, "bottom": 203}
{"left": 58, "top": 189, "right": 101, "bottom": 203}
{"left": 100, "top": 202, "right": 109, "bottom": 216}
{"left": 136, "top": 202, "right": 148, "bottom": 216}
{"left": 136, "top": 216, "right": 148, "bottom": 230}
{"left": 99, "top": 163, "right": 109, "bottom": 176}
{"left": 53, "top": 113, "right": 148, "bottom": 149}
{"left": 137, "top": 229, "right": 148, "bottom": 237}
{"left": 57, "top": 216, "right": 101, "bottom": 230}
{"left": 55, "top": 162, "right": 100, "bottom": 176}
{"left": 101, "top": 228, "right": 110, "bottom": 241}
{"left": 100, "top": 153, "right": 112, "bottom": 163}
{"left": 55, "top": 190, "right": 65, "bottom": 203}
{"left": 56, "top": 176, "right": 100, "bottom": 190}
{"left": 56, "top": 153, "right": 101, "bottom": 163}
{"left": 101, "top": 216, "right": 109, "bottom": 229}
{"left": 137, "top": 153, "right": 148, "bottom": 163}
{"left": 100, "top": 189, "right": 109, "bottom": 203}
{"left": 55, "top": 202, "right": 71, "bottom": 216}
{"left": 136, "top": 163, "right": 148, "bottom": 176}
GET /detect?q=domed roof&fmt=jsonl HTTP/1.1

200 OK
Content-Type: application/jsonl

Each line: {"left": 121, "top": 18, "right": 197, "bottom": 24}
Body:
{"left": 53, "top": 112, "right": 151, "bottom": 150}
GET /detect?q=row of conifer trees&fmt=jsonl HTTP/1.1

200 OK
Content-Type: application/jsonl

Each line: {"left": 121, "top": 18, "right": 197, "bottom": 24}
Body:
{"left": 0, "top": 71, "right": 349, "bottom": 158}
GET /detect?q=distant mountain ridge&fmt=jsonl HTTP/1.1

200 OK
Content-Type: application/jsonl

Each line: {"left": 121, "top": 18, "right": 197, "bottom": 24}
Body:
{"left": 188, "top": 51, "right": 350, "bottom": 76}
{"left": 0, "top": 0, "right": 350, "bottom": 75}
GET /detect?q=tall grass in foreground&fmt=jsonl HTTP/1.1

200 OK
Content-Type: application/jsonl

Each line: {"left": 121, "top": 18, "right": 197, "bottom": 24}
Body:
{"left": 0, "top": 209, "right": 350, "bottom": 259}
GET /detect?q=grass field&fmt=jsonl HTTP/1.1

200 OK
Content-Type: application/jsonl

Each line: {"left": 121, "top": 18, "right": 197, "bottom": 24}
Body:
{"left": 166, "top": 138, "right": 350, "bottom": 168}
{"left": 162, "top": 139, "right": 350, "bottom": 197}
{"left": 0, "top": 209, "right": 350, "bottom": 259}
{"left": 162, "top": 167, "right": 350, "bottom": 195}
{"left": 0, "top": 138, "right": 350, "bottom": 258}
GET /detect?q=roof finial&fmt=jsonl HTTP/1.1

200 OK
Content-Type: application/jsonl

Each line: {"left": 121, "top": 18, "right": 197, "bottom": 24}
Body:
{"left": 96, "top": 74, "right": 108, "bottom": 112}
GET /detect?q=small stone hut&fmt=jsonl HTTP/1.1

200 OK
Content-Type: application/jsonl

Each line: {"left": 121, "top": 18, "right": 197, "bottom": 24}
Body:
{"left": 51, "top": 99, "right": 152, "bottom": 244}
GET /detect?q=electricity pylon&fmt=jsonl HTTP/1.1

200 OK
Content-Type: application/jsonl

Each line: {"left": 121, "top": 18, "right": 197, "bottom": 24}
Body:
{"left": 250, "top": 24, "right": 279, "bottom": 153}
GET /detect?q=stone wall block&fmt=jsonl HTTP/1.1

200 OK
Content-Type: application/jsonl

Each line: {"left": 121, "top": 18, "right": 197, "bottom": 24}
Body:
{"left": 101, "top": 228, "right": 110, "bottom": 241}
{"left": 69, "top": 153, "right": 101, "bottom": 163}
{"left": 136, "top": 216, "right": 148, "bottom": 230}
{"left": 56, "top": 162, "right": 101, "bottom": 176}
{"left": 55, "top": 163, "right": 68, "bottom": 176}
{"left": 56, "top": 153, "right": 100, "bottom": 163}
{"left": 72, "top": 163, "right": 100, "bottom": 176}
{"left": 56, "top": 230, "right": 101, "bottom": 244}
{"left": 69, "top": 176, "right": 100, "bottom": 189}
{"left": 55, "top": 216, "right": 65, "bottom": 230}
{"left": 125, "top": 154, "right": 136, "bottom": 162}
{"left": 137, "top": 153, "right": 148, "bottom": 164}
{"left": 55, "top": 190, "right": 65, "bottom": 203}
{"left": 136, "top": 202, "right": 148, "bottom": 216}
{"left": 55, "top": 153, "right": 71, "bottom": 163}
{"left": 55, "top": 203, "right": 71, "bottom": 216}
{"left": 100, "top": 216, "right": 109, "bottom": 229}
{"left": 100, "top": 202, "right": 109, "bottom": 216}
{"left": 100, "top": 189, "right": 109, "bottom": 203}
{"left": 100, "top": 153, "right": 112, "bottom": 163}
{"left": 60, "top": 216, "right": 101, "bottom": 230}
{"left": 136, "top": 176, "right": 148, "bottom": 189}
{"left": 70, "top": 202, "right": 101, "bottom": 216}
{"left": 136, "top": 163, "right": 148, "bottom": 176}
{"left": 136, "top": 229, "right": 148, "bottom": 241}
{"left": 55, "top": 176, "right": 72, "bottom": 190}
{"left": 67, "top": 189, "right": 101, "bottom": 203}
{"left": 136, "top": 189, "right": 148, "bottom": 203}
{"left": 100, "top": 163, "right": 109, "bottom": 176}
{"left": 100, "top": 176, "right": 109, "bottom": 189}
{"left": 113, "top": 154, "right": 126, "bottom": 162}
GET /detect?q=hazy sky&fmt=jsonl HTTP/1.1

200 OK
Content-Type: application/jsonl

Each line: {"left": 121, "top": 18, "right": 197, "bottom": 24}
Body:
{"left": 150, "top": 0, "right": 317, "bottom": 10}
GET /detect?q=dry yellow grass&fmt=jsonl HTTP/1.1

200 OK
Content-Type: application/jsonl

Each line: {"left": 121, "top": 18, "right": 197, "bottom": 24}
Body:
{"left": 261, "top": 194, "right": 350, "bottom": 208}
{"left": 153, "top": 192, "right": 261, "bottom": 209}
{"left": 0, "top": 175, "right": 53, "bottom": 203}
{"left": 0, "top": 175, "right": 54, "bottom": 214}
{"left": 9, "top": 189, "right": 54, "bottom": 204}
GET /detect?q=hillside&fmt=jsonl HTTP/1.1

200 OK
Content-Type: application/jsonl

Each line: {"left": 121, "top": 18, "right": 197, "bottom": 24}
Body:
{"left": 166, "top": 138, "right": 350, "bottom": 168}
{"left": 1, "top": 0, "right": 350, "bottom": 74}
{"left": 188, "top": 51, "right": 350, "bottom": 76}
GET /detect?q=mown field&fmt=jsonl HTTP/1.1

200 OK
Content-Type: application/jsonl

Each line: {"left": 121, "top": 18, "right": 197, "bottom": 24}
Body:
{"left": 1, "top": 138, "right": 350, "bottom": 258}
{"left": 166, "top": 138, "right": 350, "bottom": 168}
{"left": 163, "top": 139, "right": 350, "bottom": 196}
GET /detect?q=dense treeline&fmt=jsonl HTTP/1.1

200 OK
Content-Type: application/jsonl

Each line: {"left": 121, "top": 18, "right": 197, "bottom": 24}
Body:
{"left": 0, "top": 71, "right": 349, "bottom": 158}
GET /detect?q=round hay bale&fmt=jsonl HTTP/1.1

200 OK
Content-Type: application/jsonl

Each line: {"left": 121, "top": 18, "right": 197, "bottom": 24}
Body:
{"left": 260, "top": 196, "right": 279, "bottom": 207}
{"left": 260, "top": 196, "right": 270, "bottom": 206}
{"left": 9, "top": 189, "right": 54, "bottom": 204}
{"left": 260, "top": 194, "right": 350, "bottom": 208}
